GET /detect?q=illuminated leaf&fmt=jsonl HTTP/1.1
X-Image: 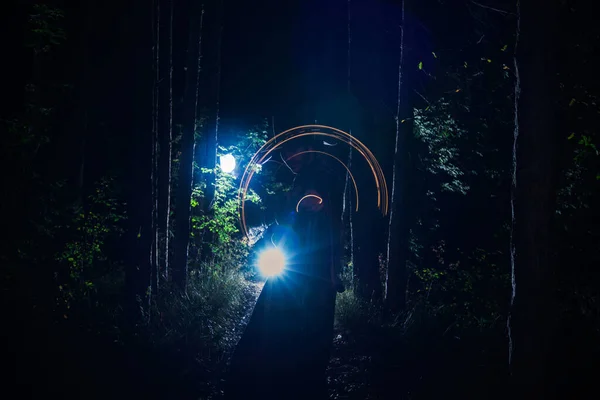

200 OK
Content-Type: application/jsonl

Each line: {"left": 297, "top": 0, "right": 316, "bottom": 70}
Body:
{"left": 568, "top": 133, "right": 575, "bottom": 140}
{"left": 569, "top": 98, "right": 576, "bottom": 107}
{"left": 501, "top": 44, "right": 508, "bottom": 51}
{"left": 455, "top": 89, "right": 461, "bottom": 93}
{"left": 503, "top": 64, "right": 510, "bottom": 70}
{"left": 464, "top": 61, "right": 468, "bottom": 68}
{"left": 487, "top": 59, "right": 492, "bottom": 63}
{"left": 432, "top": 51, "right": 437, "bottom": 58}
{"left": 418, "top": 61, "right": 423, "bottom": 70}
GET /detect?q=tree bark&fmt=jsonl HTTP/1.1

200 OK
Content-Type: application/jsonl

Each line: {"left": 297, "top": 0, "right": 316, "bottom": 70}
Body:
{"left": 158, "top": 0, "right": 174, "bottom": 284}
{"left": 171, "top": 2, "right": 204, "bottom": 291}
{"left": 125, "top": 0, "right": 154, "bottom": 320}
{"left": 341, "top": 0, "right": 355, "bottom": 289}
{"left": 508, "top": 0, "right": 560, "bottom": 397}
{"left": 150, "top": 0, "right": 160, "bottom": 297}
{"left": 200, "top": 2, "right": 222, "bottom": 265}
{"left": 385, "top": 0, "right": 410, "bottom": 312}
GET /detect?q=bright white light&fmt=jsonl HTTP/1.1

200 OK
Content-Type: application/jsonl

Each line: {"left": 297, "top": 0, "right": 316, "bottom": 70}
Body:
{"left": 220, "top": 154, "right": 236, "bottom": 173}
{"left": 257, "top": 247, "right": 286, "bottom": 277}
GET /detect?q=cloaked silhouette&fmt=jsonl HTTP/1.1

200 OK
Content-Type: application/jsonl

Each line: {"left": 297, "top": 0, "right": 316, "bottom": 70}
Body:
{"left": 226, "top": 164, "right": 343, "bottom": 400}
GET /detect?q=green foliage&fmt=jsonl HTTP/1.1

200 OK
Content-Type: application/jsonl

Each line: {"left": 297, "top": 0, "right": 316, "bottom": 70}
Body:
{"left": 145, "top": 268, "right": 248, "bottom": 353}
{"left": 405, "top": 20, "right": 514, "bottom": 335}
{"left": 414, "top": 100, "right": 470, "bottom": 195}
{"left": 409, "top": 240, "right": 508, "bottom": 331}
{"left": 335, "top": 289, "right": 380, "bottom": 332}
{"left": 55, "top": 177, "right": 126, "bottom": 312}
{"left": 190, "top": 125, "right": 273, "bottom": 272}
{"left": 26, "top": 4, "right": 66, "bottom": 54}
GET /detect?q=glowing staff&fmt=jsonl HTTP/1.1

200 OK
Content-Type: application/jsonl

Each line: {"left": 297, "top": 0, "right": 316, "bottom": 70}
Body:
{"left": 286, "top": 150, "right": 359, "bottom": 212}
{"left": 239, "top": 125, "right": 388, "bottom": 238}
{"left": 296, "top": 194, "right": 323, "bottom": 213}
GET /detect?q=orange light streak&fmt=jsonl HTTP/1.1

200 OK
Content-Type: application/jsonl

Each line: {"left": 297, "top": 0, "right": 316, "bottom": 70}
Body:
{"left": 238, "top": 125, "right": 388, "bottom": 238}
{"left": 286, "top": 150, "right": 359, "bottom": 212}
{"left": 296, "top": 194, "right": 323, "bottom": 212}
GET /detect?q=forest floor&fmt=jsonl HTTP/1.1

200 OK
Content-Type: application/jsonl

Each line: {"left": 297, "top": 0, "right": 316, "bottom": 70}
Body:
{"left": 216, "top": 278, "right": 377, "bottom": 400}
{"left": 7, "top": 272, "right": 508, "bottom": 399}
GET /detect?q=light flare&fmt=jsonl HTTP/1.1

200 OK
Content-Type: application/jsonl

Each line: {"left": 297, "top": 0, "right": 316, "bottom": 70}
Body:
{"left": 220, "top": 154, "right": 236, "bottom": 173}
{"left": 257, "top": 247, "right": 286, "bottom": 277}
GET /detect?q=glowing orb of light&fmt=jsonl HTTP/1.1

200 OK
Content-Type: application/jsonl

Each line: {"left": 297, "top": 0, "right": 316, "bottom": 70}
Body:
{"left": 220, "top": 154, "right": 236, "bottom": 173}
{"left": 257, "top": 247, "right": 286, "bottom": 277}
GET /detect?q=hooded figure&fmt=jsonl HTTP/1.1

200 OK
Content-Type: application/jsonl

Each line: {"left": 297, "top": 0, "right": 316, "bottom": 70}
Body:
{"left": 226, "top": 158, "right": 344, "bottom": 400}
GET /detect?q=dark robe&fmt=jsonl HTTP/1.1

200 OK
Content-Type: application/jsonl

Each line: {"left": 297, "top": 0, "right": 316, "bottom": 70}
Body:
{"left": 226, "top": 193, "right": 339, "bottom": 400}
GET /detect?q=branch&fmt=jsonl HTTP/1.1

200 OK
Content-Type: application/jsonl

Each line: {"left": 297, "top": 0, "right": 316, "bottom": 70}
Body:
{"left": 470, "top": 1, "right": 510, "bottom": 15}
{"left": 414, "top": 89, "right": 431, "bottom": 106}
{"left": 280, "top": 152, "right": 297, "bottom": 175}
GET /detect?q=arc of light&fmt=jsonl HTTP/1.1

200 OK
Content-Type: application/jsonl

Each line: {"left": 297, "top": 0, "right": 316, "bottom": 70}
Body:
{"left": 253, "top": 128, "right": 383, "bottom": 208}
{"left": 296, "top": 194, "right": 323, "bottom": 213}
{"left": 286, "top": 150, "right": 359, "bottom": 212}
{"left": 278, "top": 125, "right": 387, "bottom": 212}
{"left": 240, "top": 132, "right": 384, "bottom": 237}
{"left": 248, "top": 133, "right": 379, "bottom": 206}
{"left": 240, "top": 133, "right": 373, "bottom": 237}
{"left": 239, "top": 125, "right": 388, "bottom": 238}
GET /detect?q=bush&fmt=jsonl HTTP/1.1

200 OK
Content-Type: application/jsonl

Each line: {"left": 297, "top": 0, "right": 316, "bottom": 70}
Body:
{"left": 335, "top": 289, "right": 380, "bottom": 332}
{"left": 146, "top": 267, "right": 247, "bottom": 352}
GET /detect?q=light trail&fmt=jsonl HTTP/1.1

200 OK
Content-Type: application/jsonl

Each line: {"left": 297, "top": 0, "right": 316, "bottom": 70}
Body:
{"left": 286, "top": 150, "right": 359, "bottom": 213}
{"left": 238, "top": 125, "right": 388, "bottom": 238}
{"left": 296, "top": 194, "right": 323, "bottom": 213}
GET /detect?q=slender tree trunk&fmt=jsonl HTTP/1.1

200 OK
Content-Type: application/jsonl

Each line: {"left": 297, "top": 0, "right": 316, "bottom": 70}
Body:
{"left": 508, "top": 0, "right": 560, "bottom": 397}
{"left": 385, "top": 0, "right": 409, "bottom": 312}
{"left": 347, "top": 148, "right": 355, "bottom": 289}
{"left": 125, "top": 0, "right": 154, "bottom": 320}
{"left": 211, "top": 21, "right": 222, "bottom": 206}
{"left": 200, "top": 1, "right": 223, "bottom": 266}
{"left": 150, "top": 0, "right": 160, "bottom": 297}
{"left": 172, "top": 3, "right": 204, "bottom": 291}
{"left": 76, "top": 0, "right": 92, "bottom": 208}
{"left": 342, "top": 0, "right": 355, "bottom": 289}
{"left": 158, "top": 0, "right": 174, "bottom": 284}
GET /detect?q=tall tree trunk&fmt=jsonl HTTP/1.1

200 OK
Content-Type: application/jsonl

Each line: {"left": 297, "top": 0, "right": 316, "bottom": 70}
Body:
{"left": 125, "top": 0, "right": 154, "bottom": 320}
{"left": 76, "top": 0, "right": 92, "bottom": 208}
{"left": 342, "top": 0, "right": 355, "bottom": 290}
{"left": 199, "top": 0, "right": 223, "bottom": 265}
{"left": 385, "top": 0, "right": 409, "bottom": 312}
{"left": 150, "top": 0, "right": 160, "bottom": 297}
{"left": 508, "top": 0, "right": 560, "bottom": 396}
{"left": 158, "top": 0, "right": 174, "bottom": 284}
{"left": 172, "top": 3, "right": 204, "bottom": 291}
{"left": 211, "top": 18, "right": 222, "bottom": 207}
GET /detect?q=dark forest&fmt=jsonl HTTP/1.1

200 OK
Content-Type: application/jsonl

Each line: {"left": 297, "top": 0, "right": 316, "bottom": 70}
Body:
{"left": 1, "top": 0, "right": 598, "bottom": 399}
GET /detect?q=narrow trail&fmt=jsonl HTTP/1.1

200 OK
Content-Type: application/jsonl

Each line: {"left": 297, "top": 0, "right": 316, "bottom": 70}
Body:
{"left": 218, "top": 277, "right": 373, "bottom": 400}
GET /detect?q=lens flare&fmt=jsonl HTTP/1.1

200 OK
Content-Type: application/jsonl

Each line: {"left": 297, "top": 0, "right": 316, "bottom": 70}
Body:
{"left": 257, "top": 247, "right": 286, "bottom": 277}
